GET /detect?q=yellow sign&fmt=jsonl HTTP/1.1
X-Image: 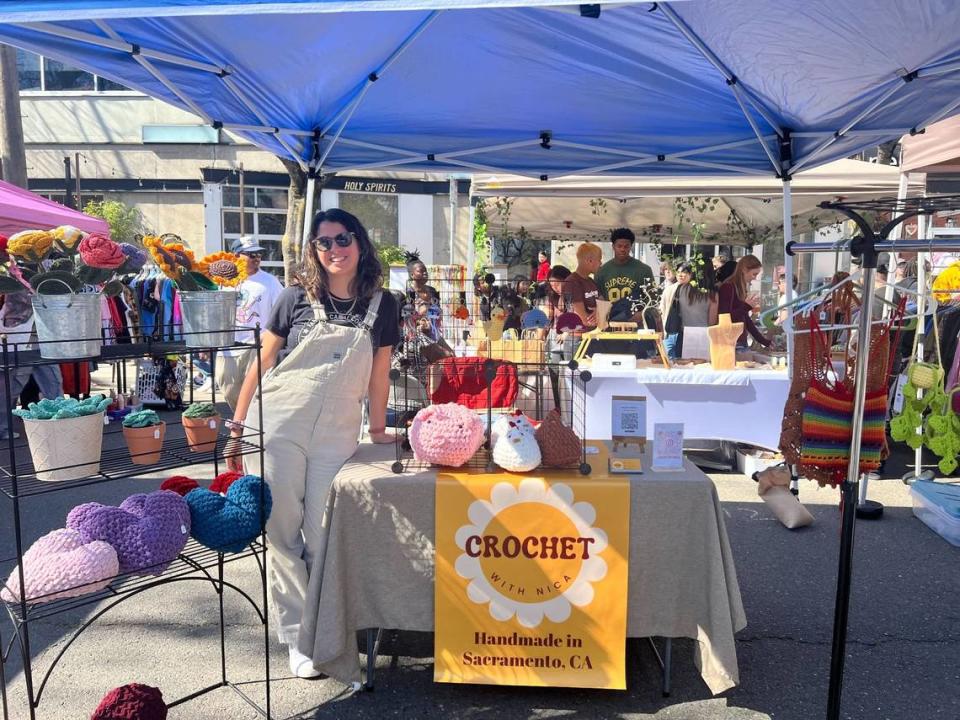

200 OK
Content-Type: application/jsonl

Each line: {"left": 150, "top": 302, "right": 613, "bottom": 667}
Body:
{"left": 435, "top": 472, "right": 630, "bottom": 689}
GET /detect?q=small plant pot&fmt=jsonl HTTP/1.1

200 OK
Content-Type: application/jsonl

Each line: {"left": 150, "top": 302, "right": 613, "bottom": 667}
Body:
{"left": 182, "top": 414, "right": 220, "bottom": 453}
{"left": 122, "top": 422, "right": 166, "bottom": 465}
{"left": 22, "top": 412, "right": 105, "bottom": 482}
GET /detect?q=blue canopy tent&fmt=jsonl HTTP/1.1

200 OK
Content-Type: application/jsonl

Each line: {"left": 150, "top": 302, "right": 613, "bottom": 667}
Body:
{"left": 0, "top": 2, "right": 958, "bottom": 719}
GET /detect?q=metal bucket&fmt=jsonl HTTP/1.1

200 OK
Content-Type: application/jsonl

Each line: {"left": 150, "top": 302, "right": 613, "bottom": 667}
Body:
{"left": 180, "top": 291, "right": 237, "bottom": 348}
{"left": 31, "top": 292, "right": 103, "bottom": 359}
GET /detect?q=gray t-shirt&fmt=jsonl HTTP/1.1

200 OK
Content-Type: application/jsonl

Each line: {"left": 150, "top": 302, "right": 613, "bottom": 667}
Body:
{"left": 677, "top": 285, "right": 711, "bottom": 328}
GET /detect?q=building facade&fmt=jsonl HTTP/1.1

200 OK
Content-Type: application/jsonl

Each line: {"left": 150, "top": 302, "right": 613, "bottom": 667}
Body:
{"left": 16, "top": 49, "right": 472, "bottom": 276}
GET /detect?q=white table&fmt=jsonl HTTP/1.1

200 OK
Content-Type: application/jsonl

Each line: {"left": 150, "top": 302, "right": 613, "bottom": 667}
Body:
{"left": 580, "top": 365, "right": 790, "bottom": 450}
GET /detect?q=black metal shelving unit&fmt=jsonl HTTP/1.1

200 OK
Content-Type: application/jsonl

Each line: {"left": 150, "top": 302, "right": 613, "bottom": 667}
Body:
{"left": 0, "top": 328, "right": 272, "bottom": 719}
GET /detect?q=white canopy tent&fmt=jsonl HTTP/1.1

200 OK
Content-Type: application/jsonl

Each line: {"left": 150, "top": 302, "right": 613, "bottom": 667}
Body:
{"left": 473, "top": 159, "right": 925, "bottom": 244}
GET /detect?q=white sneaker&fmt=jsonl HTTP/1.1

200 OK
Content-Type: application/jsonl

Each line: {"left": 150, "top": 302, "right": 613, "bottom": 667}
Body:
{"left": 288, "top": 647, "right": 321, "bottom": 679}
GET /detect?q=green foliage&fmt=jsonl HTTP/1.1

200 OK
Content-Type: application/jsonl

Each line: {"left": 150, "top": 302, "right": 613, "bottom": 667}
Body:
{"left": 375, "top": 242, "right": 408, "bottom": 269}
{"left": 82, "top": 199, "right": 149, "bottom": 244}
{"left": 473, "top": 201, "right": 491, "bottom": 273}
{"left": 175, "top": 271, "right": 218, "bottom": 292}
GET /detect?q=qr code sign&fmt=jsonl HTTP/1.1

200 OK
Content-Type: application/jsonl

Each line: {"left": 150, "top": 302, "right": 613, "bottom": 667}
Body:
{"left": 621, "top": 410, "right": 640, "bottom": 434}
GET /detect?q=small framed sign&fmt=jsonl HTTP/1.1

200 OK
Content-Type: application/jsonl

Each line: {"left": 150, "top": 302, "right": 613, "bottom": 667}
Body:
{"left": 652, "top": 423, "right": 685, "bottom": 471}
{"left": 611, "top": 395, "right": 646, "bottom": 452}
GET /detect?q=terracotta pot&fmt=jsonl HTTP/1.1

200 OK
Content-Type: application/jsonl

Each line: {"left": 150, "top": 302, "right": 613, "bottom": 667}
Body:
{"left": 122, "top": 422, "right": 166, "bottom": 465}
{"left": 182, "top": 414, "right": 221, "bottom": 453}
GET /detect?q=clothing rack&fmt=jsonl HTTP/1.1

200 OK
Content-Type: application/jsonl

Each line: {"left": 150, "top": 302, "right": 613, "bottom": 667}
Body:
{"left": 786, "top": 194, "right": 960, "bottom": 720}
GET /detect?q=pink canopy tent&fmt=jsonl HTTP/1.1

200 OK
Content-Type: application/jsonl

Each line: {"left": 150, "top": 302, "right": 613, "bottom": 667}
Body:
{"left": 0, "top": 179, "right": 109, "bottom": 236}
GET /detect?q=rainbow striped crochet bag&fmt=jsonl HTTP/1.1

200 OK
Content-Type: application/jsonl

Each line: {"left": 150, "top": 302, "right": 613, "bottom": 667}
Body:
{"left": 800, "top": 313, "right": 886, "bottom": 487}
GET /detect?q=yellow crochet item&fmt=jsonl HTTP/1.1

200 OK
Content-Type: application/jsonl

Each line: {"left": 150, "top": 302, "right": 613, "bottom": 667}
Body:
{"left": 933, "top": 261, "right": 960, "bottom": 303}
{"left": 7, "top": 230, "right": 54, "bottom": 259}
{"left": 199, "top": 252, "right": 248, "bottom": 287}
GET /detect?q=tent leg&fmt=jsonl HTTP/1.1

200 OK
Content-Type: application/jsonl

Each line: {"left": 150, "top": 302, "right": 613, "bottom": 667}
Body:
{"left": 782, "top": 180, "right": 799, "bottom": 496}
{"left": 301, "top": 172, "right": 317, "bottom": 263}
{"left": 827, "top": 261, "right": 877, "bottom": 720}
{"left": 914, "top": 208, "right": 927, "bottom": 481}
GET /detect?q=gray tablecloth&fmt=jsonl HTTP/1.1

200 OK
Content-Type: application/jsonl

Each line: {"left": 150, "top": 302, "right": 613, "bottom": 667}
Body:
{"left": 298, "top": 443, "right": 746, "bottom": 694}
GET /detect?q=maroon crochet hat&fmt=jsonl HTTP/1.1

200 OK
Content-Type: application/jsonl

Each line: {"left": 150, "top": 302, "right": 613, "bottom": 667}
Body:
{"left": 92, "top": 683, "right": 166, "bottom": 719}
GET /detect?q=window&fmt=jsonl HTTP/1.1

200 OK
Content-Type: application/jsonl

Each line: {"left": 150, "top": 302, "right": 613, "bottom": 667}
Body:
{"left": 338, "top": 192, "right": 399, "bottom": 246}
{"left": 16, "top": 49, "right": 132, "bottom": 93}
{"left": 221, "top": 185, "right": 288, "bottom": 269}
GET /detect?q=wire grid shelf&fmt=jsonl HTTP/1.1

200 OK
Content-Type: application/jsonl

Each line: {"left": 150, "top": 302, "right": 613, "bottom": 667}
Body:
{"left": 0, "top": 538, "right": 266, "bottom": 624}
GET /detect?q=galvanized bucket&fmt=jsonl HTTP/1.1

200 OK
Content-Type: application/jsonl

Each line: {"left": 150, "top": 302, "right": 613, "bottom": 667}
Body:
{"left": 31, "top": 290, "right": 103, "bottom": 359}
{"left": 180, "top": 291, "right": 237, "bottom": 348}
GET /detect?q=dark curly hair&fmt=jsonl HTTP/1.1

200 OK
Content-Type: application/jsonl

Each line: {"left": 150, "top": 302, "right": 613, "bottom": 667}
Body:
{"left": 610, "top": 227, "right": 635, "bottom": 244}
{"left": 297, "top": 208, "right": 383, "bottom": 301}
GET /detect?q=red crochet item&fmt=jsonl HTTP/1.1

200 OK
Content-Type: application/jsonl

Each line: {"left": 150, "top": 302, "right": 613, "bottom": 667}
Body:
{"left": 92, "top": 683, "right": 166, "bottom": 719}
{"left": 429, "top": 357, "right": 518, "bottom": 409}
{"left": 209, "top": 470, "right": 243, "bottom": 494}
{"left": 160, "top": 476, "right": 199, "bottom": 496}
{"left": 78, "top": 233, "right": 126, "bottom": 269}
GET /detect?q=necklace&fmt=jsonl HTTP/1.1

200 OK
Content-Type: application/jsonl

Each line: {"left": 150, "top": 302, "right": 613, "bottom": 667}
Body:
{"left": 328, "top": 293, "right": 358, "bottom": 316}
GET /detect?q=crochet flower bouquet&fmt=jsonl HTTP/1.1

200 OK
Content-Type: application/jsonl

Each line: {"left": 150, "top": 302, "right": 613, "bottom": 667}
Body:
{"left": 143, "top": 234, "right": 247, "bottom": 290}
{"left": 0, "top": 226, "right": 142, "bottom": 297}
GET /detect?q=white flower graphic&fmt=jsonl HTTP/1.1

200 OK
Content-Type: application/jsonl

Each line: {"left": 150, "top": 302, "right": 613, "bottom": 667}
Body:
{"left": 454, "top": 478, "right": 608, "bottom": 628}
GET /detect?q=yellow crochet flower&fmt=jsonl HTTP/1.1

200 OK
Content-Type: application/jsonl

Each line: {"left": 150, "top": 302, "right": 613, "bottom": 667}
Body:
{"left": 7, "top": 230, "right": 54, "bottom": 259}
{"left": 144, "top": 236, "right": 198, "bottom": 281}
{"left": 933, "top": 261, "right": 960, "bottom": 303}
{"left": 200, "top": 252, "right": 248, "bottom": 287}
{"left": 53, "top": 225, "right": 84, "bottom": 248}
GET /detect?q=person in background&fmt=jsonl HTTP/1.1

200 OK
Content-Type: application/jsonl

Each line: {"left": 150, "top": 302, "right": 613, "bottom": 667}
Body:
{"left": 0, "top": 292, "right": 63, "bottom": 440}
{"left": 718, "top": 254, "right": 771, "bottom": 348}
{"left": 473, "top": 271, "right": 500, "bottom": 321}
{"left": 215, "top": 236, "right": 284, "bottom": 412}
{"left": 543, "top": 265, "right": 572, "bottom": 332}
{"left": 594, "top": 227, "right": 654, "bottom": 305}
{"left": 775, "top": 268, "right": 799, "bottom": 326}
{"left": 676, "top": 261, "right": 719, "bottom": 331}
{"left": 226, "top": 208, "right": 398, "bottom": 679}
{"left": 406, "top": 251, "right": 440, "bottom": 306}
{"left": 660, "top": 269, "right": 687, "bottom": 360}
{"left": 713, "top": 253, "right": 737, "bottom": 284}
{"left": 535, "top": 250, "right": 551, "bottom": 282}
{"left": 567, "top": 243, "right": 602, "bottom": 329}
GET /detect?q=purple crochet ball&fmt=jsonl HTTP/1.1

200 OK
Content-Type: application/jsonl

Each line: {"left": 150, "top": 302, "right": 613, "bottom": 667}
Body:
{"left": 67, "top": 491, "right": 191, "bottom": 576}
{"left": 119, "top": 243, "right": 148, "bottom": 272}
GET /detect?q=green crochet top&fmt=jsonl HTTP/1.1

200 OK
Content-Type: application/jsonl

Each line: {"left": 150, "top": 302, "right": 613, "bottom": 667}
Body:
{"left": 182, "top": 402, "right": 218, "bottom": 419}
{"left": 123, "top": 409, "right": 162, "bottom": 428}
{"left": 13, "top": 394, "right": 111, "bottom": 420}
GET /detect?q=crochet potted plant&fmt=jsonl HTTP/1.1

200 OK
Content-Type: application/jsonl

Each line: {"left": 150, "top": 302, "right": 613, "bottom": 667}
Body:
{"left": 181, "top": 402, "right": 220, "bottom": 453}
{"left": 0, "top": 226, "right": 145, "bottom": 360}
{"left": 143, "top": 234, "right": 247, "bottom": 348}
{"left": 122, "top": 409, "right": 166, "bottom": 465}
{"left": 14, "top": 394, "right": 111, "bottom": 482}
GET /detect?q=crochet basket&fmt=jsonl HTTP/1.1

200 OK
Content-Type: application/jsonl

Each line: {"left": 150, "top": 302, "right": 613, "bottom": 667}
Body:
{"left": 409, "top": 403, "right": 484, "bottom": 467}
{"left": 535, "top": 408, "right": 583, "bottom": 467}
{"left": 22, "top": 411, "right": 105, "bottom": 482}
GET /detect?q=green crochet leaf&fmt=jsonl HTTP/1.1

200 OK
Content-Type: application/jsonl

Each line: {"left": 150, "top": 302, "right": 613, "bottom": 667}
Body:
{"left": 939, "top": 457, "right": 958, "bottom": 475}
{"left": 906, "top": 434, "right": 923, "bottom": 450}
{"left": 12, "top": 394, "right": 109, "bottom": 420}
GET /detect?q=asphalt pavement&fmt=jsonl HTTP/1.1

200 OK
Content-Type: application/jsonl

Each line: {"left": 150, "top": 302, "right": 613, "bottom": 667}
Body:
{"left": 0, "top": 370, "right": 957, "bottom": 719}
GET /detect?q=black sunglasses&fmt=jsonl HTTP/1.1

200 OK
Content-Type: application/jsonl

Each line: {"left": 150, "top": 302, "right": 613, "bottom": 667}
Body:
{"left": 312, "top": 232, "right": 355, "bottom": 252}
{"left": 240, "top": 251, "right": 262, "bottom": 259}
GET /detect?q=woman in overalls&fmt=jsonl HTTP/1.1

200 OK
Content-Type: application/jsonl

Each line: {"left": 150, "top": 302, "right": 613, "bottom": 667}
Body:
{"left": 228, "top": 208, "right": 398, "bottom": 677}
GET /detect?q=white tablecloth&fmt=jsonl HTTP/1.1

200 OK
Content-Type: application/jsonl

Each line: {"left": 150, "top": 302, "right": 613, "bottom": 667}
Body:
{"left": 581, "top": 367, "right": 790, "bottom": 450}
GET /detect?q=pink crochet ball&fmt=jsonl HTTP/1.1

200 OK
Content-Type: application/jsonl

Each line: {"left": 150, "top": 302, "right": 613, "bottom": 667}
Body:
{"left": 78, "top": 232, "right": 126, "bottom": 269}
{"left": 409, "top": 403, "right": 484, "bottom": 467}
{"left": 1, "top": 528, "right": 119, "bottom": 604}
{"left": 92, "top": 683, "right": 167, "bottom": 720}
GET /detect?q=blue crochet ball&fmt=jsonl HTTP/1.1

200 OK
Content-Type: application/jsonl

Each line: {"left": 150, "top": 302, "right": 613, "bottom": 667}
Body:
{"left": 185, "top": 475, "right": 272, "bottom": 553}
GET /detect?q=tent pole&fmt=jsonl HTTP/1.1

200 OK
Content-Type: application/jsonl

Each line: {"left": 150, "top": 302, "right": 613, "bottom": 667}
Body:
{"left": 467, "top": 181, "right": 476, "bottom": 275}
{"left": 301, "top": 171, "right": 316, "bottom": 263}
{"left": 449, "top": 176, "right": 458, "bottom": 265}
{"left": 783, "top": 180, "right": 799, "bottom": 497}
{"left": 914, "top": 209, "right": 928, "bottom": 480}
{"left": 826, "top": 250, "right": 878, "bottom": 720}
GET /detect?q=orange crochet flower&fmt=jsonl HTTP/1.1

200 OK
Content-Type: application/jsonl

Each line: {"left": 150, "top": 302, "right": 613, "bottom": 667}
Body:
{"left": 145, "top": 235, "right": 197, "bottom": 281}
{"left": 199, "top": 252, "right": 248, "bottom": 287}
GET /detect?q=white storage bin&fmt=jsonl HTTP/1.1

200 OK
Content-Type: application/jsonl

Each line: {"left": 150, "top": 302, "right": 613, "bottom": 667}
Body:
{"left": 909, "top": 481, "right": 960, "bottom": 547}
{"left": 736, "top": 446, "right": 783, "bottom": 477}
